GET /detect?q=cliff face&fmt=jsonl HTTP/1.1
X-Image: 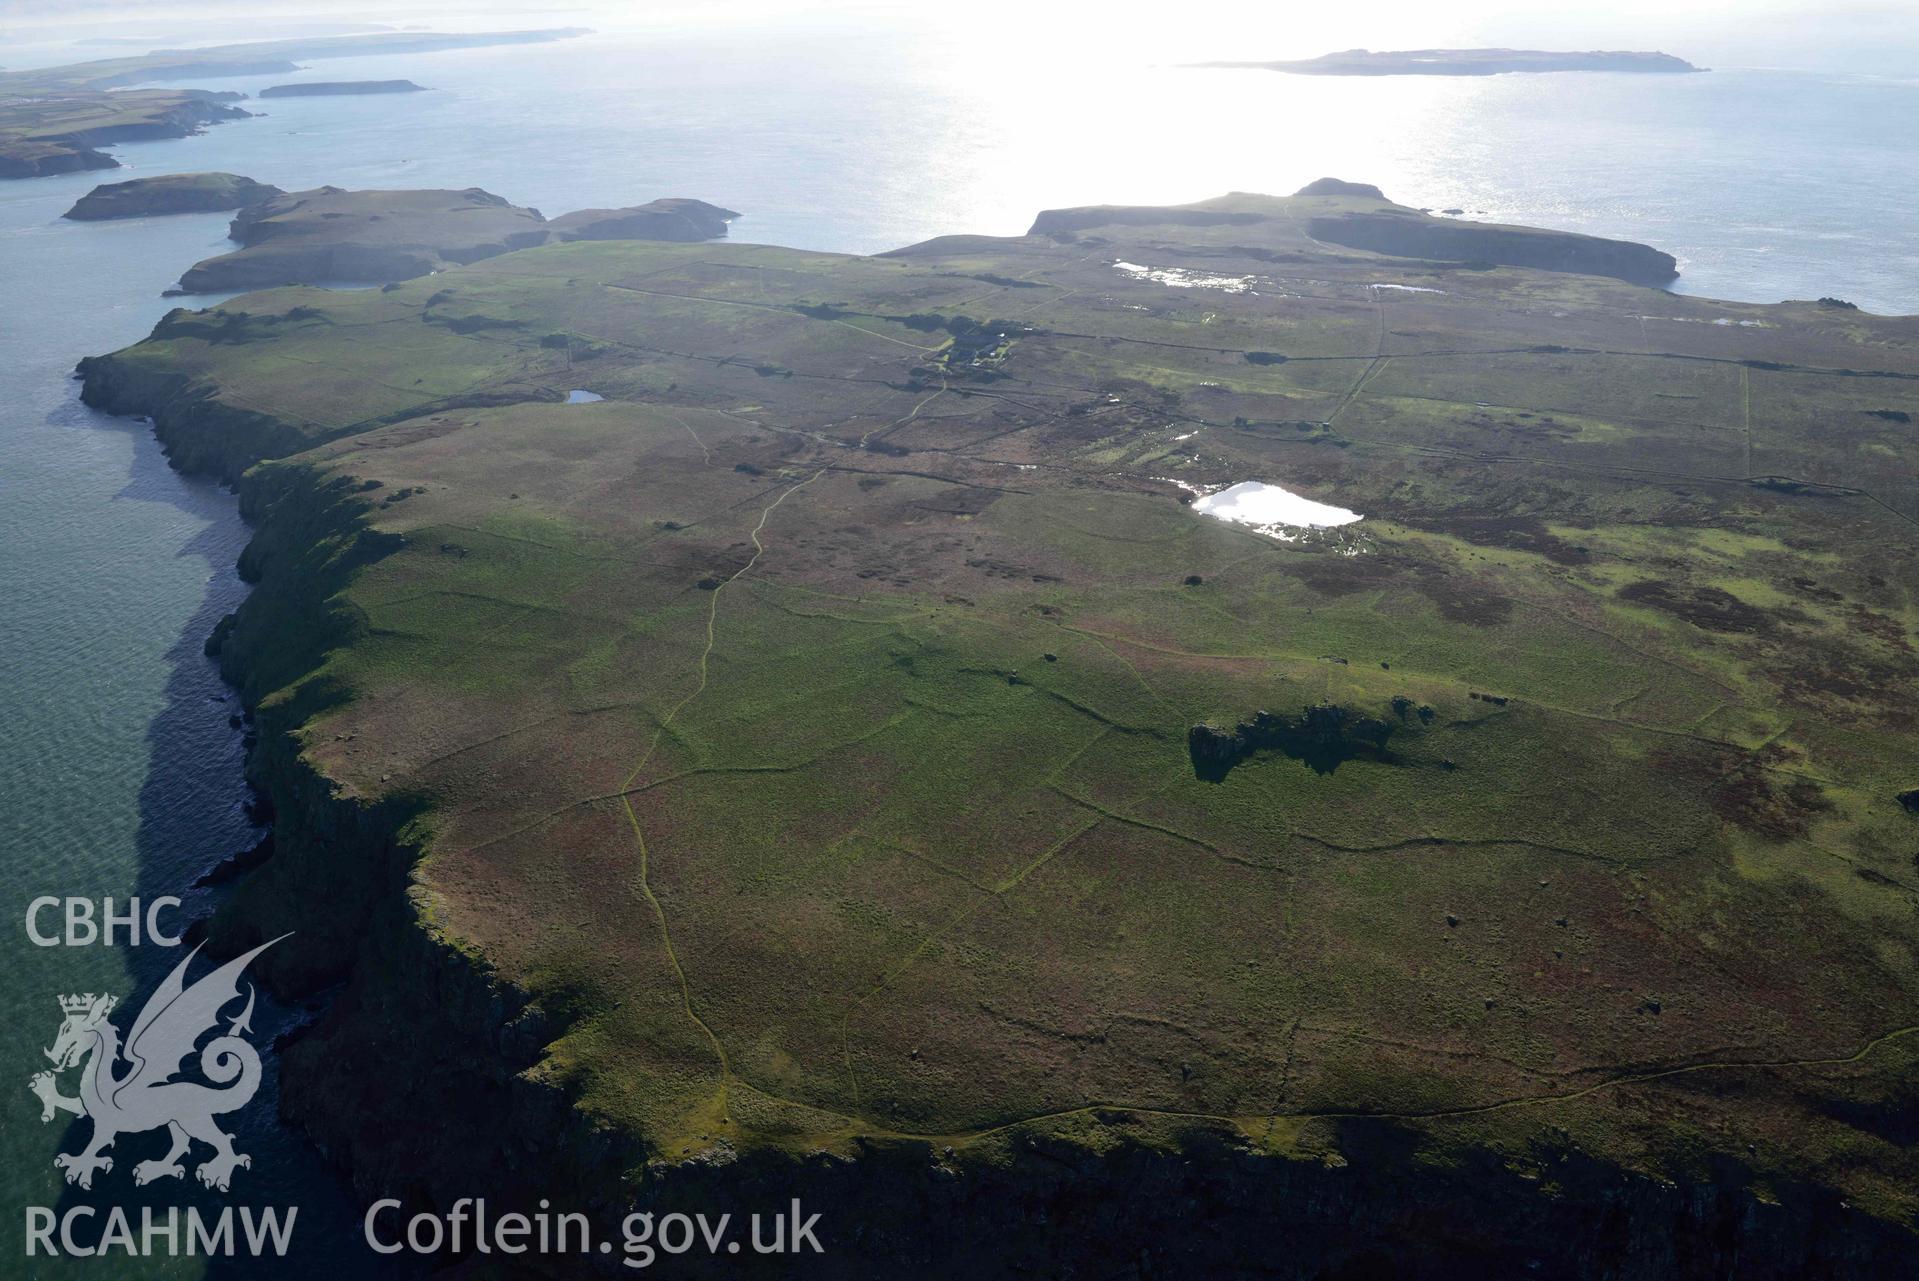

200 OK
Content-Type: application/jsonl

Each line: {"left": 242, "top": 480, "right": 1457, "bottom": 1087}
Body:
{"left": 76, "top": 342, "right": 314, "bottom": 484}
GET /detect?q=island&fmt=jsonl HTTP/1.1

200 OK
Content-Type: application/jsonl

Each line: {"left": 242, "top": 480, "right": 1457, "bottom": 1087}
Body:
{"left": 167, "top": 187, "right": 738, "bottom": 292}
{"left": 0, "top": 28, "right": 586, "bottom": 179}
{"left": 258, "top": 80, "right": 428, "bottom": 98}
{"left": 1197, "top": 47, "right": 1705, "bottom": 75}
{"left": 63, "top": 172, "right": 285, "bottom": 220}
{"left": 75, "top": 182, "right": 1919, "bottom": 1274}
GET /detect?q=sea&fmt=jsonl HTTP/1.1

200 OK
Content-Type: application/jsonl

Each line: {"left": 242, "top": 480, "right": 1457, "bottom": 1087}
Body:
{"left": 1, "top": 19, "right": 1914, "bottom": 1278}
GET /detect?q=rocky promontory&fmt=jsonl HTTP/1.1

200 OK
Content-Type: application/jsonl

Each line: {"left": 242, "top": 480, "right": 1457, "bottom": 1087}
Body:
{"left": 171, "top": 187, "right": 737, "bottom": 293}
{"left": 63, "top": 171, "right": 285, "bottom": 220}
{"left": 1306, "top": 204, "right": 1680, "bottom": 285}
{"left": 547, "top": 197, "right": 739, "bottom": 243}
{"left": 1027, "top": 187, "right": 1680, "bottom": 286}
{"left": 259, "top": 80, "right": 428, "bottom": 98}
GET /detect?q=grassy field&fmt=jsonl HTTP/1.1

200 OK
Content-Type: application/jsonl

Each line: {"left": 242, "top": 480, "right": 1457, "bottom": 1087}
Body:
{"left": 96, "top": 193, "right": 1919, "bottom": 1222}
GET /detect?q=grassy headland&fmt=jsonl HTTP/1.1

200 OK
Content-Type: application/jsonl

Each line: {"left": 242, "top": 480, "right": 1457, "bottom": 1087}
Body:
{"left": 80, "top": 188, "right": 1919, "bottom": 1270}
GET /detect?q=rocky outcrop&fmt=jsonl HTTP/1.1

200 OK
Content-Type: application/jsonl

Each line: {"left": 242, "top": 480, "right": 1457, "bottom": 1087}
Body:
{"left": 63, "top": 172, "right": 285, "bottom": 220}
{"left": 258, "top": 80, "right": 428, "bottom": 97}
{"left": 1308, "top": 208, "right": 1679, "bottom": 284}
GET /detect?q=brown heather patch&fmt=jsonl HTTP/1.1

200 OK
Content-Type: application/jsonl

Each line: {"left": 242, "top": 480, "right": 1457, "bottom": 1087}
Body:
{"left": 1618, "top": 579, "right": 1778, "bottom": 633}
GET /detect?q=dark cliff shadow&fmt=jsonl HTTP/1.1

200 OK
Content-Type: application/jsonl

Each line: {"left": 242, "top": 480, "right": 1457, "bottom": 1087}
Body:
{"left": 41, "top": 401, "right": 420, "bottom": 1277}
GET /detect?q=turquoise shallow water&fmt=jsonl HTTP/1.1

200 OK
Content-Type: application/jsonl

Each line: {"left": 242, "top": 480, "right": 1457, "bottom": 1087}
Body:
{"left": 0, "top": 24, "right": 1913, "bottom": 1277}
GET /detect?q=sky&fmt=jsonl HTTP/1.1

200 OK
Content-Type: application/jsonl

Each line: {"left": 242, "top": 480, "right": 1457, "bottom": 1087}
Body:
{"left": 1, "top": 0, "right": 1915, "bottom": 74}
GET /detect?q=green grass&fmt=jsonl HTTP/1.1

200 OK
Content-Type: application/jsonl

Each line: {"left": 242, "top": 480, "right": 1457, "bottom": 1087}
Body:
{"left": 107, "top": 196, "right": 1919, "bottom": 1222}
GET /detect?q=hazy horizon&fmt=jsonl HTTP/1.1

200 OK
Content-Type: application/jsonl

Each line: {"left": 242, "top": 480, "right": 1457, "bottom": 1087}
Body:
{"left": 3, "top": 0, "right": 1917, "bottom": 77}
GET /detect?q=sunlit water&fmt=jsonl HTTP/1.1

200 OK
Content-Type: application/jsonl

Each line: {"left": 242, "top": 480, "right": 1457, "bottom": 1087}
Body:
{"left": 1, "top": 21, "right": 1912, "bottom": 1277}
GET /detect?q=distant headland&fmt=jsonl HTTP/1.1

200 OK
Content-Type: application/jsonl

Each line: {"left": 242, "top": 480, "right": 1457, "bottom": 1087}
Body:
{"left": 260, "top": 80, "right": 428, "bottom": 98}
{"left": 1194, "top": 48, "right": 1706, "bottom": 76}
{"left": 0, "top": 28, "right": 587, "bottom": 180}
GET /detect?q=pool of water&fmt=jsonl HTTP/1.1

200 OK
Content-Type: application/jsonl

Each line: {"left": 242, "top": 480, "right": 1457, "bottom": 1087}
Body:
{"left": 1191, "top": 480, "right": 1364, "bottom": 537}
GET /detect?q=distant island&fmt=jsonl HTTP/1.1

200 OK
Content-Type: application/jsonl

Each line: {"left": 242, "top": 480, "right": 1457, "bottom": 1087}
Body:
{"left": 260, "top": 80, "right": 428, "bottom": 97}
{"left": 1196, "top": 48, "right": 1705, "bottom": 76}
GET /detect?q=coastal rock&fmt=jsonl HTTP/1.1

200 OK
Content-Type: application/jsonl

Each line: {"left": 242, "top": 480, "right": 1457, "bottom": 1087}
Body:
{"left": 63, "top": 172, "right": 285, "bottom": 221}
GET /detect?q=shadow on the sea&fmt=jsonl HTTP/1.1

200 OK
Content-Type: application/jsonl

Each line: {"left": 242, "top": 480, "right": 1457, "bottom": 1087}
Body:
{"left": 45, "top": 405, "right": 420, "bottom": 1277}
